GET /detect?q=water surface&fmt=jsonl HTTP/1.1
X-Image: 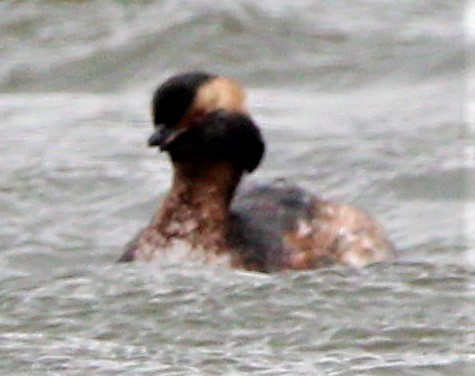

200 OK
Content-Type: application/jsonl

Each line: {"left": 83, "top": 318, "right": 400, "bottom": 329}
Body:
{"left": 0, "top": 1, "right": 473, "bottom": 374}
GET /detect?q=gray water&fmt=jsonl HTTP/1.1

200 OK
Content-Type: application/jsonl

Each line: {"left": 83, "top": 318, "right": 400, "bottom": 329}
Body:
{"left": 1, "top": 1, "right": 474, "bottom": 374}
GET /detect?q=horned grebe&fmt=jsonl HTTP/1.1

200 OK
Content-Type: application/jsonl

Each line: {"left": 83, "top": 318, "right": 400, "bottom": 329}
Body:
{"left": 118, "top": 72, "right": 395, "bottom": 271}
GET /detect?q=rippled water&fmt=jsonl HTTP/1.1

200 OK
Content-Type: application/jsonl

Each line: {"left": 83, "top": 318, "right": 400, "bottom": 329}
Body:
{"left": 1, "top": 0, "right": 474, "bottom": 374}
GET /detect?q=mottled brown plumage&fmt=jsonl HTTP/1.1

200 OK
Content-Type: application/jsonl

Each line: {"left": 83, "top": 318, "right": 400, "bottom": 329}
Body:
{"left": 119, "top": 72, "right": 395, "bottom": 271}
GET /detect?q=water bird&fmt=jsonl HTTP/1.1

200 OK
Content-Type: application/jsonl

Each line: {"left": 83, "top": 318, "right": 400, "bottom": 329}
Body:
{"left": 118, "top": 72, "right": 395, "bottom": 271}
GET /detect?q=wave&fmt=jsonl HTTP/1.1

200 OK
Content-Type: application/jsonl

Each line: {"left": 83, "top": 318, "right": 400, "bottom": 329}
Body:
{"left": 0, "top": 0, "right": 466, "bottom": 92}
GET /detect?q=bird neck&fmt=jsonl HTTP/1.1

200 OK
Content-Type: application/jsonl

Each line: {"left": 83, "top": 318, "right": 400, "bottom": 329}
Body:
{"left": 153, "top": 161, "right": 243, "bottom": 250}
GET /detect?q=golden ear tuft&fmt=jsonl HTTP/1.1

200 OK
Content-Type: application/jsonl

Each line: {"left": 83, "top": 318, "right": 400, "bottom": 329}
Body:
{"left": 194, "top": 77, "right": 248, "bottom": 115}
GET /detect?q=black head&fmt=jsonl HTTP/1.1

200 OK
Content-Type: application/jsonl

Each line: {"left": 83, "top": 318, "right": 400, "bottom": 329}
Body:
{"left": 151, "top": 71, "right": 215, "bottom": 127}
{"left": 148, "top": 72, "right": 265, "bottom": 173}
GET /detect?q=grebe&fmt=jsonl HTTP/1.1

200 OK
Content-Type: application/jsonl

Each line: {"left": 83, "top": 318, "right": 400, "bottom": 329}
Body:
{"left": 118, "top": 72, "right": 394, "bottom": 271}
